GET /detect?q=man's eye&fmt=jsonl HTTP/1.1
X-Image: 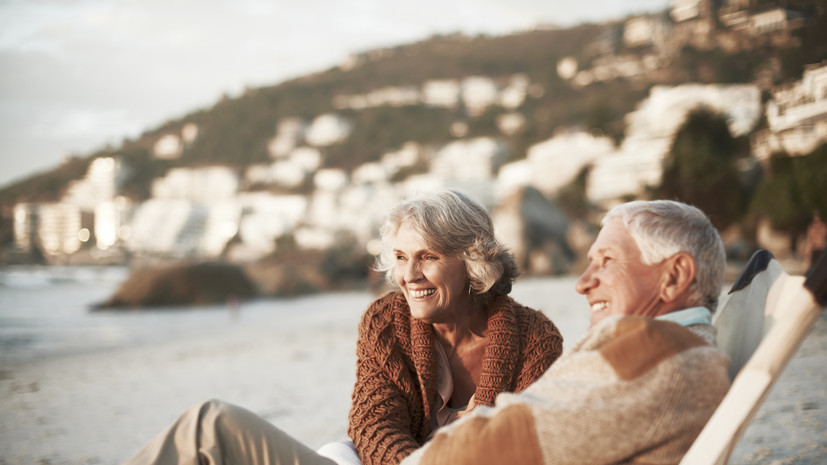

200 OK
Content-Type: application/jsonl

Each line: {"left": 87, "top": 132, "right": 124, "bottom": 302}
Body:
{"left": 601, "top": 256, "right": 612, "bottom": 266}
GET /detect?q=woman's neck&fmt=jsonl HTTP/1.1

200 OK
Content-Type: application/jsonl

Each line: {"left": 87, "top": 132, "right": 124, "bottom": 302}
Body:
{"left": 431, "top": 298, "right": 489, "bottom": 408}
{"left": 431, "top": 299, "right": 487, "bottom": 347}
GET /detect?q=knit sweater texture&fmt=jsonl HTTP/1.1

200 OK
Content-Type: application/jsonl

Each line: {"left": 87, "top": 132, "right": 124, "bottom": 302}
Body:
{"left": 348, "top": 291, "right": 563, "bottom": 465}
{"left": 402, "top": 315, "right": 731, "bottom": 465}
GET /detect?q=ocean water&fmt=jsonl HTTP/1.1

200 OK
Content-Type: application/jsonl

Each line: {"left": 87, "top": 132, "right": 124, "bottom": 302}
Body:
{"left": 0, "top": 265, "right": 590, "bottom": 367}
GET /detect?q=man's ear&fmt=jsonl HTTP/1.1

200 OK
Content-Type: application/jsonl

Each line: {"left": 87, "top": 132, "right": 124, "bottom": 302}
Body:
{"left": 659, "top": 252, "right": 696, "bottom": 303}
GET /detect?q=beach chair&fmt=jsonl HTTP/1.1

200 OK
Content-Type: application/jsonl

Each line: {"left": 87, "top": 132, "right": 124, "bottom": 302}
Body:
{"left": 679, "top": 250, "right": 827, "bottom": 465}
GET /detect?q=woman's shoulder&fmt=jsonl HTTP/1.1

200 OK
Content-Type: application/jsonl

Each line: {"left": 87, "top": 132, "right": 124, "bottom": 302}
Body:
{"left": 359, "top": 291, "right": 409, "bottom": 331}
{"left": 363, "top": 290, "right": 407, "bottom": 317}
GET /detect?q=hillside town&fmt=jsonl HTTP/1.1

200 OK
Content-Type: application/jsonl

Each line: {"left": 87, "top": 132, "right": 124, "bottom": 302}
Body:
{"left": 8, "top": 0, "right": 827, "bottom": 275}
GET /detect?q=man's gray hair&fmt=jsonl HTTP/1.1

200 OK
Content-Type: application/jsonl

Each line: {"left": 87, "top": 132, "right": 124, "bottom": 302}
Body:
{"left": 375, "top": 189, "right": 519, "bottom": 303}
{"left": 603, "top": 200, "right": 726, "bottom": 312}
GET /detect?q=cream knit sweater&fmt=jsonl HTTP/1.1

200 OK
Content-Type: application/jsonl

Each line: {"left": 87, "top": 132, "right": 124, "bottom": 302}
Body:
{"left": 402, "top": 315, "right": 731, "bottom": 465}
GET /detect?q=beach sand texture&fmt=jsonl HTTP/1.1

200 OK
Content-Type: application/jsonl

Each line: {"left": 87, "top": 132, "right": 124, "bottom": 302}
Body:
{"left": 0, "top": 276, "right": 825, "bottom": 465}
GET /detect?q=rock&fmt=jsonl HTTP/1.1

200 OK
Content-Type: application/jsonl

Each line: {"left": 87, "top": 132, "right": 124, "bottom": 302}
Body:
{"left": 494, "top": 186, "right": 575, "bottom": 275}
{"left": 244, "top": 245, "right": 370, "bottom": 297}
{"left": 94, "top": 261, "right": 257, "bottom": 309}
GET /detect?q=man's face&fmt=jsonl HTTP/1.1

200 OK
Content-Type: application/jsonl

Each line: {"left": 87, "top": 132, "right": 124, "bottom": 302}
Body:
{"left": 575, "top": 217, "right": 667, "bottom": 327}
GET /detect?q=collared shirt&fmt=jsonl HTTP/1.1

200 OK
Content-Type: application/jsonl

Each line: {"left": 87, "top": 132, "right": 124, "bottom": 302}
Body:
{"left": 656, "top": 306, "right": 712, "bottom": 327}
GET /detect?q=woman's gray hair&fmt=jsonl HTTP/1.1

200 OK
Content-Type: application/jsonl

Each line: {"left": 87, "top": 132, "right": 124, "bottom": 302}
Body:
{"left": 375, "top": 189, "right": 519, "bottom": 303}
{"left": 603, "top": 200, "right": 726, "bottom": 312}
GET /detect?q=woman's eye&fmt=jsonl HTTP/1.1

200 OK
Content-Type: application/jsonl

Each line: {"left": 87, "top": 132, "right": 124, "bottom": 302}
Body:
{"left": 424, "top": 255, "right": 438, "bottom": 261}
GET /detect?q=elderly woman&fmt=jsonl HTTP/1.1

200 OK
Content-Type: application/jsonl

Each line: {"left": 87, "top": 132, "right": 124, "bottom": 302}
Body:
{"left": 336, "top": 189, "right": 563, "bottom": 465}
{"left": 121, "top": 189, "right": 563, "bottom": 465}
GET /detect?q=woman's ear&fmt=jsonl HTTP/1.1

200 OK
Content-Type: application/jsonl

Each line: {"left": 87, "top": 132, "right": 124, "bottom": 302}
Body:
{"left": 659, "top": 252, "right": 696, "bottom": 303}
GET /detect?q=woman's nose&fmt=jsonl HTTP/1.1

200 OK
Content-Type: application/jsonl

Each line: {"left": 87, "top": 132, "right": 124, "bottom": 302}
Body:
{"left": 575, "top": 265, "right": 596, "bottom": 295}
{"left": 404, "top": 260, "right": 423, "bottom": 282}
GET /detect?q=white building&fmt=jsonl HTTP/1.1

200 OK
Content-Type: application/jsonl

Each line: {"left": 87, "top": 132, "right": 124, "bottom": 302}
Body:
{"left": 125, "top": 166, "right": 241, "bottom": 258}
{"left": 381, "top": 142, "right": 425, "bottom": 174}
{"left": 497, "top": 112, "right": 527, "bottom": 136}
{"left": 588, "top": 84, "right": 762, "bottom": 204}
{"left": 94, "top": 196, "right": 132, "bottom": 251}
{"left": 428, "top": 138, "right": 507, "bottom": 207}
{"left": 557, "top": 57, "right": 578, "bottom": 80}
{"left": 182, "top": 123, "right": 199, "bottom": 146}
{"left": 251, "top": 147, "right": 324, "bottom": 189}
{"left": 268, "top": 117, "right": 306, "bottom": 158}
{"left": 431, "top": 137, "right": 508, "bottom": 183}
{"left": 422, "top": 79, "right": 461, "bottom": 108}
{"left": 63, "top": 157, "right": 124, "bottom": 212}
{"left": 333, "top": 86, "right": 421, "bottom": 110}
{"left": 125, "top": 199, "right": 197, "bottom": 256}
{"left": 756, "top": 63, "right": 827, "bottom": 159}
{"left": 305, "top": 113, "right": 351, "bottom": 146}
{"left": 498, "top": 74, "right": 530, "bottom": 109}
{"left": 13, "top": 203, "right": 38, "bottom": 252}
{"left": 462, "top": 76, "right": 499, "bottom": 116}
{"left": 749, "top": 8, "right": 804, "bottom": 35}
{"left": 37, "top": 203, "right": 84, "bottom": 256}
{"left": 232, "top": 193, "right": 308, "bottom": 260}
{"left": 671, "top": 0, "right": 704, "bottom": 22}
{"left": 153, "top": 133, "right": 183, "bottom": 159}
{"left": 522, "top": 131, "right": 615, "bottom": 198}
{"left": 314, "top": 168, "right": 348, "bottom": 192}
{"left": 151, "top": 166, "right": 239, "bottom": 201}
{"left": 624, "top": 16, "right": 656, "bottom": 47}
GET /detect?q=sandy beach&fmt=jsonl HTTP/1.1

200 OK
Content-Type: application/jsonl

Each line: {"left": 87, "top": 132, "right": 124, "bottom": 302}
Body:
{"left": 0, "top": 275, "right": 824, "bottom": 465}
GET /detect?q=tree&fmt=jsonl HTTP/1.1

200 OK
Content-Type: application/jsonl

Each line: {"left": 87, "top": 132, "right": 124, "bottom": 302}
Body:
{"left": 752, "top": 145, "right": 827, "bottom": 248}
{"left": 658, "top": 106, "right": 744, "bottom": 230}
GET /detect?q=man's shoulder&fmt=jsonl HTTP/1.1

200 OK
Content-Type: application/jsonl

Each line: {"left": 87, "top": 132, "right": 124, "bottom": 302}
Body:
{"left": 593, "top": 316, "right": 721, "bottom": 381}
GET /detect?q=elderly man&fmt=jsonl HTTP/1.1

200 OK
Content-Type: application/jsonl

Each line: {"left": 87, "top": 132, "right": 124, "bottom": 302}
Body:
{"left": 401, "top": 200, "right": 731, "bottom": 465}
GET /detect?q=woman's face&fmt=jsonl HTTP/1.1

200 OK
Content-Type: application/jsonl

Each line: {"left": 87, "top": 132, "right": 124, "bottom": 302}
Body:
{"left": 392, "top": 222, "right": 472, "bottom": 323}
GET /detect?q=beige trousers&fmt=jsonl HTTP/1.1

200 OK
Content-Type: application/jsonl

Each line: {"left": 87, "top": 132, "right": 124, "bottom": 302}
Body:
{"left": 122, "top": 400, "right": 337, "bottom": 465}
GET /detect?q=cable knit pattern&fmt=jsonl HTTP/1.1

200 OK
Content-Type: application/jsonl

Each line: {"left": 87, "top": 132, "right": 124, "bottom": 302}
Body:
{"left": 348, "top": 291, "right": 563, "bottom": 465}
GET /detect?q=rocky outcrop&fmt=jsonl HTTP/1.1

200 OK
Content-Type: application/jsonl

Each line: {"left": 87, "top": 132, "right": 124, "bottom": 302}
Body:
{"left": 95, "top": 261, "right": 257, "bottom": 309}
{"left": 245, "top": 244, "right": 371, "bottom": 297}
{"left": 494, "top": 186, "right": 575, "bottom": 275}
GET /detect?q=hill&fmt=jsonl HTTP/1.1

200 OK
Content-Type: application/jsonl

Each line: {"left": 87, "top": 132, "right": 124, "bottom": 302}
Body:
{"left": 1, "top": 1, "right": 825, "bottom": 251}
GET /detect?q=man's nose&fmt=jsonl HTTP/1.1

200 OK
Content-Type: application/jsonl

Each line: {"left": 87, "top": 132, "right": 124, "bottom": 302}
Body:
{"left": 575, "top": 265, "right": 596, "bottom": 295}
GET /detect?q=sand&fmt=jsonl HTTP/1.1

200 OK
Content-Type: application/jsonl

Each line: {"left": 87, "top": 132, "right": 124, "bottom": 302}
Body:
{"left": 0, "top": 276, "right": 824, "bottom": 465}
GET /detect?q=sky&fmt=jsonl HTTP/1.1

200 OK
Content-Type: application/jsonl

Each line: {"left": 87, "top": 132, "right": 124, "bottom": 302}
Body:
{"left": 0, "top": 0, "right": 671, "bottom": 188}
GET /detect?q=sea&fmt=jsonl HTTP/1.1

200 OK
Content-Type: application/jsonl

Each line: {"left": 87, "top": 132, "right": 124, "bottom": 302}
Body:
{"left": 0, "top": 265, "right": 590, "bottom": 367}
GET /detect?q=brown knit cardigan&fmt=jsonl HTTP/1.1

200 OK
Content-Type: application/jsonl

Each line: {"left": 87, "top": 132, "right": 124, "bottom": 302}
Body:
{"left": 348, "top": 291, "right": 564, "bottom": 465}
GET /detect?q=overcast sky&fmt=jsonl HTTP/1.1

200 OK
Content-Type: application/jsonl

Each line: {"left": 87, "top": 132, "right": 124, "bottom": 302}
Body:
{"left": 0, "top": 0, "right": 670, "bottom": 188}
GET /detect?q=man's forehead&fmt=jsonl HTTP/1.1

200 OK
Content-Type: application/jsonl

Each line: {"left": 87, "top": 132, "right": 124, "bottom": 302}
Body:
{"left": 589, "top": 218, "right": 639, "bottom": 256}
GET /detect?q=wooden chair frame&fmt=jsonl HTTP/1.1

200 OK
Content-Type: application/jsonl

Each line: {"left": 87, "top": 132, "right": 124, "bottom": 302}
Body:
{"left": 680, "top": 250, "right": 827, "bottom": 465}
